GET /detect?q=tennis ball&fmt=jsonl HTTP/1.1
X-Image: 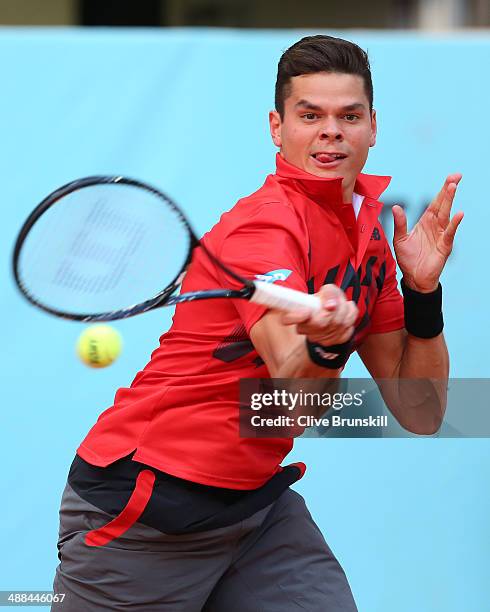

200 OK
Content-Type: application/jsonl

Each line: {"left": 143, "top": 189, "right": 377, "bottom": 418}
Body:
{"left": 76, "top": 325, "right": 122, "bottom": 368}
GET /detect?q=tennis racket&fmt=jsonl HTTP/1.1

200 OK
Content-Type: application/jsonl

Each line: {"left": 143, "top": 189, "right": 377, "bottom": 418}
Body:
{"left": 12, "top": 176, "right": 321, "bottom": 322}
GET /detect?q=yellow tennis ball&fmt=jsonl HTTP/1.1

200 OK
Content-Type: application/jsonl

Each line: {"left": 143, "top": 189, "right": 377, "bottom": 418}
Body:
{"left": 76, "top": 325, "right": 123, "bottom": 368}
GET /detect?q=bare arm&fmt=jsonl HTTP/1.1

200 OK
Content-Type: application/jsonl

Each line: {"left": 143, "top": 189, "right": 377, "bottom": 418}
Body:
{"left": 356, "top": 172, "right": 463, "bottom": 434}
{"left": 357, "top": 329, "right": 449, "bottom": 434}
{"left": 250, "top": 284, "right": 358, "bottom": 379}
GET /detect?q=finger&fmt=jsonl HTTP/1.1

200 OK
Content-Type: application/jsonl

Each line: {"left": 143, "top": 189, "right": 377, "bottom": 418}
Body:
{"left": 442, "top": 211, "right": 464, "bottom": 249}
{"left": 427, "top": 180, "right": 447, "bottom": 214}
{"left": 429, "top": 173, "right": 462, "bottom": 214}
{"left": 334, "top": 297, "right": 356, "bottom": 327}
{"left": 447, "top": 172, "right": 463, "bottom": 186}
{"left": 313, "top": 301, "right": 356, "bottom": 343}
{"left": 281, "top": 308, "right": 312, "bottom": 326}
{"left": 296, "top": 317, "right": 333, "bottom": 337}
{"left": 330, "top": 299, "right": 349, "bottom": 327}
{"left": 438, "top": 182, "right": 458, "bottom": 224}
{"left": 311, "top": 324, "right": 354, "bottom": 346}
{"left": 317, "top": 284, "right": 346, "bottom": 311}
{"left": 392, "top": 205, "right": 408, "bottom": 242}
{"left": 296, "top": 305, "right": 341, "bottom": 337}
{"left": 293, "top": 305, "right": 335, "bottom": 332}
{"left": 334, "top": 301, "right": 357, "bottom": 335}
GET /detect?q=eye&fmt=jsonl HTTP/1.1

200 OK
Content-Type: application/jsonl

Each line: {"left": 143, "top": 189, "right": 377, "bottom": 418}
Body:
{"left": 344, "top": 114, "right": 359, "bottom": 122}
{"left": 301, "top": 112, "right": 318, "bottom": 121}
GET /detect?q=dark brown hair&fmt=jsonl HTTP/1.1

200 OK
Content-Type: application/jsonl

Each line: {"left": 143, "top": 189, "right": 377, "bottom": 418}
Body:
{"left": 275, "top": 35, "right": 373, "bottom": 118}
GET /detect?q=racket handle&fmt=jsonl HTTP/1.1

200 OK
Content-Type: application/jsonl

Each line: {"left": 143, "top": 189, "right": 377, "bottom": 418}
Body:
{"left": 251, "top": 281, "right": 322, "bottom": 313}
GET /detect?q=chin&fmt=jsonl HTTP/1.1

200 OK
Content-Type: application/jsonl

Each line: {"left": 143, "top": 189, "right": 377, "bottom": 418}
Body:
{"left": 305, "top": 162, "right": 343, "bottom": 179}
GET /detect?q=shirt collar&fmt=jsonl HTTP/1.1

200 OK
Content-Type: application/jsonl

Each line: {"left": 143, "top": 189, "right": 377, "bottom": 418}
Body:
{"left": 274, "top": 153, "right": 391, "bottom": 206}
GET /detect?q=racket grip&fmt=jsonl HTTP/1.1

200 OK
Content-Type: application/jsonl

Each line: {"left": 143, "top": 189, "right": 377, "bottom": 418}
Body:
{"left": 251, "top": 281, "right": 322, "bottom": 313}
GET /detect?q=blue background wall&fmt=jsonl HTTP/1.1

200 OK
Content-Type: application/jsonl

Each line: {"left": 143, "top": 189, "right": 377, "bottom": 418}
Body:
{"left": 1, "top": 29, "right": 489, "bottom": 611}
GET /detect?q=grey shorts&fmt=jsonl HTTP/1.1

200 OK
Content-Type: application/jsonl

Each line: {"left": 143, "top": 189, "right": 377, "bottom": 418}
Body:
{"left": 52, "top": 482, "right": 358, "bottom": 611}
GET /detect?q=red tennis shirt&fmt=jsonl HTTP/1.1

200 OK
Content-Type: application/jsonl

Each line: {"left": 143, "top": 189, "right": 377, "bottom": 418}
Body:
{"left": 77, "top": 154, "right": 404, "bottom": 489}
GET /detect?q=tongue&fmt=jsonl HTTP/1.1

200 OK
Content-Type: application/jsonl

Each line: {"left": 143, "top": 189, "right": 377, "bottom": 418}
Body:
{"left": 316, "top": 153, "right": 337, "bottom": 163}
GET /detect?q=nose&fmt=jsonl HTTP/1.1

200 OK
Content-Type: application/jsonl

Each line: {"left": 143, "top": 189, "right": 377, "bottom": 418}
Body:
{"left": 319, "top": 117, "right": 343, "bottom": 141}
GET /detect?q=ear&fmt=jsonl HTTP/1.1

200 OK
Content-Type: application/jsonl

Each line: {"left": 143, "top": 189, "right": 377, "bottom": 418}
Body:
{"left": 369, "top": 109, "right": 377, "bottom": 148}
{"left": 269, "top": 110, "right": 282, "bottom": 148}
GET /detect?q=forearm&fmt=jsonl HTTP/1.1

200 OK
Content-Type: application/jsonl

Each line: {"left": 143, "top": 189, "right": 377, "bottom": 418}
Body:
{"left": 275, "top": 336, "right": 342, "bottom": 379}
{"left": 384, "top": 333, "right": 449, "bottom": 434}
{"left": 252, "top": 295, "right": 355, "bottom": 380}
{"left": 250, "top": 289, "right": 356, "bottom": 421}
{"left": 267, "top": 337, "right": 342, "bottom": 421}
{"left": 386, "top": 275, "right": 448, "bottom": 433}
{"left": 399, "top": 332, "right": 449, "bottom": 380}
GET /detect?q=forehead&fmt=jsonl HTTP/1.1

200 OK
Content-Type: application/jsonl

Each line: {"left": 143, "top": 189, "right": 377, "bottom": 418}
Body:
{"left": 287, "top": 72, "right": 368, "bottom": 108}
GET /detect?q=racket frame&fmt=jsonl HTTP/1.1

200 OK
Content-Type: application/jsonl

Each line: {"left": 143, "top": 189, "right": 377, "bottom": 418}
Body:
{"left": 13, "top": 175, "right": 321, "bottom": 322}
{"left": 12, "top": 176, "right": 254, "bottom": 322}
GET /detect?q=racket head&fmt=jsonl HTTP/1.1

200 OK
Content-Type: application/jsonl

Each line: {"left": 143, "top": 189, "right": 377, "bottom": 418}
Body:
{"left": 12, "top": 176, "right": 201, "bottom": 322}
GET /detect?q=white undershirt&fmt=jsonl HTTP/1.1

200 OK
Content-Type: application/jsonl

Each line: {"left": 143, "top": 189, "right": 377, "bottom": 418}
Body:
{"left": 352, "top": 192, "right": 365, "bottom": 219}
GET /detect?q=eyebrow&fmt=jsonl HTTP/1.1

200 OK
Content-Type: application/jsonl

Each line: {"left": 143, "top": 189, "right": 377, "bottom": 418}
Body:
{"left": 342, "top": 103, "right": 366, "bottom": 111}
{"left": 294, "top": 100, "right": 366, "bottom": 112}
{"left": 294, "top": 100, "right": 323, "bottom": 111}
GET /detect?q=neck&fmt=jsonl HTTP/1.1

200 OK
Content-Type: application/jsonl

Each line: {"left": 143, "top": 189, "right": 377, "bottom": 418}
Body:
{"left": 342, "top": 182, "right": 354, "bottom": 204}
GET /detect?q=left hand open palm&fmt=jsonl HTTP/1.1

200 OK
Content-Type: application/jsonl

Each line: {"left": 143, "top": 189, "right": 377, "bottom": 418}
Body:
{"left": 392, "top": 174, "right": 464, "bottom": 292}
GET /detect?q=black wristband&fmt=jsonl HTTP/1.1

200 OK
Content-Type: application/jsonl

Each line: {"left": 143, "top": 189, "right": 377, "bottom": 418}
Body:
{"left": 401, "top": 278, "right": 444, "bottom": 339}
{"left": 305, "top": 338, "right": 353, "bottom": 369}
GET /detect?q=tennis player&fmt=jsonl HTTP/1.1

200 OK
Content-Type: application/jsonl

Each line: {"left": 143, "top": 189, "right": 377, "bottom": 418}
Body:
{"left": 51, "top": 35, "right": 462, "bottom": 611}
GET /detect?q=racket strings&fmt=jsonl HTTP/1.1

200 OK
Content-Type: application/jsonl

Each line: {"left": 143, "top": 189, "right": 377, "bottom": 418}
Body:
{"left": 53, "top": 199, "right": 147, "bottom": 294}
{"left": 18, "top": 183, "right": 191, "bottom": 314}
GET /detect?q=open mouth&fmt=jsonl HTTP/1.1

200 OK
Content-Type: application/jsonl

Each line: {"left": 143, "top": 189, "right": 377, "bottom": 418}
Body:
{"left": 311, "top": 152, "right": 347, "bottom": 165}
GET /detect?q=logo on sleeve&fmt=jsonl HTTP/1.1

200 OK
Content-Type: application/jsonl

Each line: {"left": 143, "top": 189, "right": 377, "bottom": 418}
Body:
{"left": 254, "top": 269, "right": 292, "bottom": 284}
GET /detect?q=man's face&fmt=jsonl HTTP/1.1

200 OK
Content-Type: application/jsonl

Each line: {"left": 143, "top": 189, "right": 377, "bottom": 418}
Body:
{"left": 269, "top": 72, "right": 377, "bottom": 199}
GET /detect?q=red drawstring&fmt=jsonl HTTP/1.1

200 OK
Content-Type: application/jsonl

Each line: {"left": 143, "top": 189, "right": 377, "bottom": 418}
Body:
{"left": 84, "top": 469, "right": 155, "bottom": 547}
